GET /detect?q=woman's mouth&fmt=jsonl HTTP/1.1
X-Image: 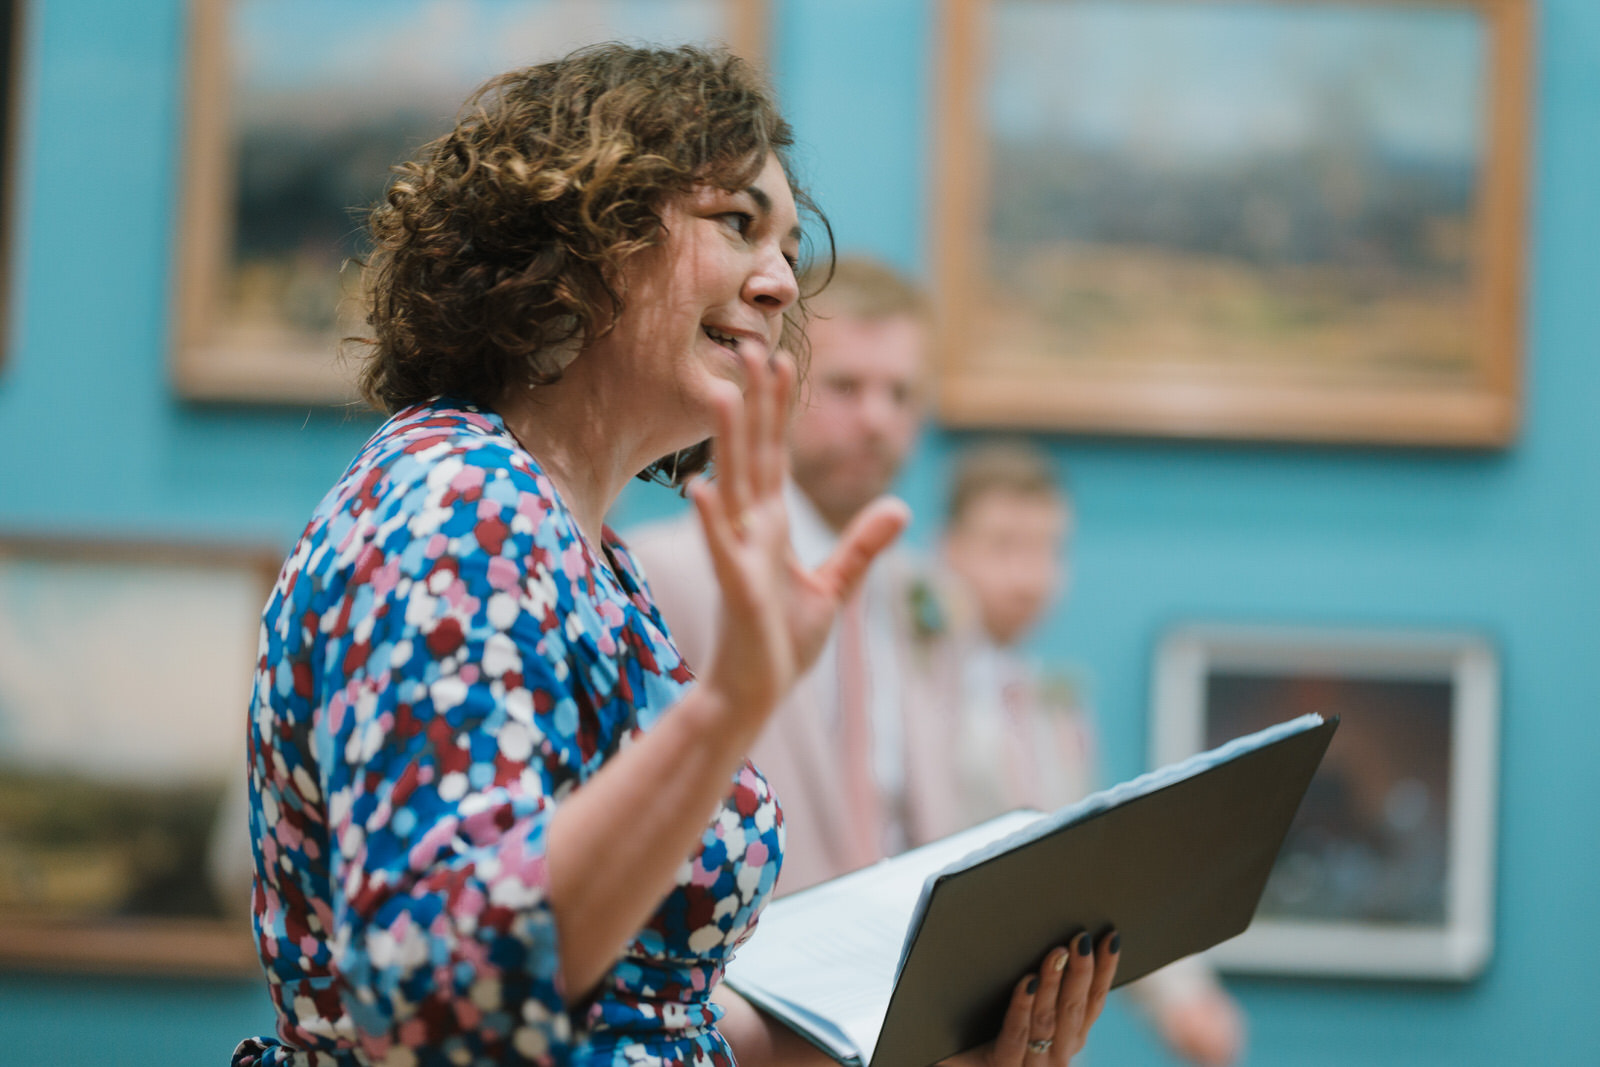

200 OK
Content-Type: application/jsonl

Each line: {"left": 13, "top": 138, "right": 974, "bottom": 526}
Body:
{"left": 703, "top": 325, "right": 742, "bottom": 354}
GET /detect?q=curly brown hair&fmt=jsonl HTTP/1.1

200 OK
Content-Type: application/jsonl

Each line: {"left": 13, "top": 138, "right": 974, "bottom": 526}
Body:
{"left": 357, "top": 42, "right": 831, "bottom": 484}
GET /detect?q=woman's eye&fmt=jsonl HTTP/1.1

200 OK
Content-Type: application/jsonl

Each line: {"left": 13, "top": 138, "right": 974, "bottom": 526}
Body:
{"left": 719, "top": 211, "right": 755, "bottom": 236}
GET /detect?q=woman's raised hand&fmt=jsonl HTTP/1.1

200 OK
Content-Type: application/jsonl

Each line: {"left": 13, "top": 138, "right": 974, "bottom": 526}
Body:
{"left": 690, "top": 349, "right": 908, "bottom": 737}
{"left": 946, "top": 932, "right": 1120, "bottom": 1067}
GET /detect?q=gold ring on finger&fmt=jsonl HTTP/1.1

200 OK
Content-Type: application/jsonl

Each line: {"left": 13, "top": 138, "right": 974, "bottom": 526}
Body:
{"left": 1027, "top": 1039, "right": 1053, "bottom": 1055}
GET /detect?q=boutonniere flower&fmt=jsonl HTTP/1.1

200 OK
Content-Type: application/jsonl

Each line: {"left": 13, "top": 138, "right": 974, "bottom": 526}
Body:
{"left": 1038, "top": 670, "right": 1085, "bottom": 713}
{"left": 907, "top": 577, "right": 946, "bottom": 642}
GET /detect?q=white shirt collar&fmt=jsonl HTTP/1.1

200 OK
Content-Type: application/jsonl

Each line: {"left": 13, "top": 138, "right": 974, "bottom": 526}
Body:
{"left": 785, "top": 480, "right": 838, "bottom": 570}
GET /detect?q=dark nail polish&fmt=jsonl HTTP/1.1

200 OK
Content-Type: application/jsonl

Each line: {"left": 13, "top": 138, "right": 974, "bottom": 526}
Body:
{"left": 1109, "top": 932, "right": 1121, "bottom": 954}
{"left": 1076, "top": 932, "right": 1092, "bottom": 956}
{"left": 1025, "top": 977, "right": 1038, "bottom": 995}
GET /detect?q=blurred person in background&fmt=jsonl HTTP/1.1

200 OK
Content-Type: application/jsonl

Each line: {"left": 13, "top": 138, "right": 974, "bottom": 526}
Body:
{"left": 942, "top": 441, "right": 1246, "bottom": 1067}
{"left": 233, "top": 45, "right": 1116, "bottom": 1067}
{"left": 941, "top": 443, "right": 1091, "bottom": 823}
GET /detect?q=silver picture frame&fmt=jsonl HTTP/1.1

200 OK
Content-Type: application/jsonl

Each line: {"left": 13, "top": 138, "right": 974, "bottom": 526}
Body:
{"left": 1152, "top": 624, "right": 1498, "bottom": 979}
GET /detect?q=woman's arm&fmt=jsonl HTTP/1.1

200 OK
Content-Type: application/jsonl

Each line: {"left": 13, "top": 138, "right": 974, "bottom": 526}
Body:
{"left": 545, "top": 682, "right": 764, "bottom": 996}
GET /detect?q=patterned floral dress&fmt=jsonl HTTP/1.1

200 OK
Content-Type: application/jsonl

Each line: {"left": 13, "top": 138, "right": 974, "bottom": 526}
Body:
{"left": 233, "top": 400, "right": 785, "bottom": 1067}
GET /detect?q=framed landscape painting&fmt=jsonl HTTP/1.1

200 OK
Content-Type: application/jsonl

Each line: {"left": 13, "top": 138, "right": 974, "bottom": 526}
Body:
{"left": 173, "top": 0, "right": 769, "bottom": 405}
{"left": 0, "top": 537, "right": 280, "bottom": 973}
{"left": 931, "top": 0, "right": 1531, "bottom": 445}
{"left": 1152, "top": 624, "right": 1499, "bottom": 979}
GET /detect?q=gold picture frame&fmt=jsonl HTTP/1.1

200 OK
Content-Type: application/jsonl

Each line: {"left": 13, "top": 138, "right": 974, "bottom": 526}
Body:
{"left": 172, "top": 0, "right": 771, "bottom": 405}
{"left": 0, "top": 536, "right": 281, "bottom": 974}
{"left": 931, "top": 0, "right": 1531, "bottom": 446}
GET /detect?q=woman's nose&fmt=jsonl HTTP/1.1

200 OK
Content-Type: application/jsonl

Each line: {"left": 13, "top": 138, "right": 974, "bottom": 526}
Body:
{"left": 746, "top": 247, "right": 799, "bottom": 313}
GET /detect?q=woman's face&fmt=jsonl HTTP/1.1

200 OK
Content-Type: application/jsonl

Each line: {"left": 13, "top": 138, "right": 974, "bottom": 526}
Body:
{"left": 592, "top": 152, "right": 802, "bottom": 452}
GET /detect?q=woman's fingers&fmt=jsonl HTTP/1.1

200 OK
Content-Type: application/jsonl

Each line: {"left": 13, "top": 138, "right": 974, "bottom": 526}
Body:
{"left": 814, "top": 496, "right": 911, "bottom": 600}
{"left": 754, "top": 352, "right": 795, "bottom": 500}
{"left": 1083, "top": 931, "right": 1120, "bottom": 1034}
{"left": 1054, "top": 933, "right": 1096, "bottom": 1060}
{"left": 689, "top": 478, "right": 739, "bottom": 591}
{"left": 1055, "top": 930, "right": 1120, "bottom": 1062}
{"left": 738, "top": 350, "right": 764, "bottom": 509}
{"left": 989, "top": 973, "right": 1039, "bottom": 1067}
{"left": 708, "top": 384, "right": 752, "bottom": 532}
{"left": 711, "top": 350, "right": 793, "bottom": 540}
{"left": 975, "top": 934, "right": 1119, "bottom": 1067}
{"left": 975, "top": 937, "right": 1118, "bottom": 1067}
{"left": 1027, "top": 947, "right": 1068, "bottom": 1059}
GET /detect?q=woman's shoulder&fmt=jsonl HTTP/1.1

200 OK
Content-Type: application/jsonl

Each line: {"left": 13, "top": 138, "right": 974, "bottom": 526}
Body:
{"left": 362, "top": 398, "right": 527, "bottom": 470}
{"left": 294, "top": 398, "right": 564, "bottom": 575}
{"left": 331, "top": 399, "right": 551, "bottom": 510}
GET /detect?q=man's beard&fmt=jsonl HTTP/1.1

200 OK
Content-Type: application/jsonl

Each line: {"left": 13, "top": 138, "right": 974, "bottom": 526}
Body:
{"left": 793, "top": 446, "right": 899, "bottom": 527}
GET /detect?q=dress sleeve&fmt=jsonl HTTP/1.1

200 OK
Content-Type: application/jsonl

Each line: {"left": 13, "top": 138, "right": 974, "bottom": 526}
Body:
{"left": 318, "top": 478, "right": 589, "bottom": 1064}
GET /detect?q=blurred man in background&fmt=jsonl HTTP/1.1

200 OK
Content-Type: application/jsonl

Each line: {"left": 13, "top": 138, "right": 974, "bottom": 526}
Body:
{"left": 941, "top": 441, "right": 1245, "bottom": 1067}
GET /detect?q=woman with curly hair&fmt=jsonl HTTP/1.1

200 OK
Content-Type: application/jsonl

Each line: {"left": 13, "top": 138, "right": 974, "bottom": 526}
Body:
{"left": 234, "top": 43, "right": 1116, "bottom": 1067}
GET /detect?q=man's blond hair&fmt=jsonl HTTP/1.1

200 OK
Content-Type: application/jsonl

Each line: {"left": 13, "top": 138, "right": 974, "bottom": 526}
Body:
{"left": 802, "top": 255, "right": 928, "bottom": 322}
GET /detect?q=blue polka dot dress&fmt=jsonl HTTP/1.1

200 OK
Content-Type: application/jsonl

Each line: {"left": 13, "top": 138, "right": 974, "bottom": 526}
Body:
{"left": 233, "top": 400, "right": 785, "bottom": 1067}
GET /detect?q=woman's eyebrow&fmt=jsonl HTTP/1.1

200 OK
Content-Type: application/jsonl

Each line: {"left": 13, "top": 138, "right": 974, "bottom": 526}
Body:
{"left": 744, "top": 185, "right": 804, "bottom": 243}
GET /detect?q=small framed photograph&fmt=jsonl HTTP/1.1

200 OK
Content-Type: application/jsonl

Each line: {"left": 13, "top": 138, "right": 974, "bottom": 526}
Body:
{"left": 172, "top": 0, "right": 770, "bottom": 405}
{"left": 931, "top": 0, "right": 1531, "bottom": 446}
{"left": 1152, "top": 624, "right": 1498, "bottom": 979}
{"left": 0, "top": 537, "right": 281, "bottom": 973}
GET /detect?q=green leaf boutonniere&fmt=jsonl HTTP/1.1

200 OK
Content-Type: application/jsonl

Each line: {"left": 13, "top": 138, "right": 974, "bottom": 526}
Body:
{"left": 908, "top": 577, "right": 947, "bottom": 642}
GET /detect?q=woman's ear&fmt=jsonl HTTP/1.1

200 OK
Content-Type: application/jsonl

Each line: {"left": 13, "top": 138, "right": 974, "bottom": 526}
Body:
{"left": 526, "top": 315, "right": 584, "bottom": 380}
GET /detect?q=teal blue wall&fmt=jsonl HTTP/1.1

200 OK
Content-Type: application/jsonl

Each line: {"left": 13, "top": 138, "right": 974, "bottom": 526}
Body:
{"left": 2, "top": 1, "right": 1596, "bottom": 1063}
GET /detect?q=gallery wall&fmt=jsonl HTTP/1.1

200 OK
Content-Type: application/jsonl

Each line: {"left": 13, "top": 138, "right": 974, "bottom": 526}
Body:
{"left": 1, "top": 1, "right": 1597, "bottom": 1064}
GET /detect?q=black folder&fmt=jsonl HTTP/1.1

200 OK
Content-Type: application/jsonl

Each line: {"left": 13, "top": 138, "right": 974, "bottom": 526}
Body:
{"left": 726, "top": 714, "right": 1339, "bottom": 1067}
